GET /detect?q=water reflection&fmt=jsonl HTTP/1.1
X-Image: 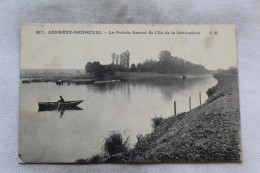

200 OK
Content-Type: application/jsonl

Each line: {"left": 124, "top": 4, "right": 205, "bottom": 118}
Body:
{"left": 88, "top": 77, "right": 209, "bottom": 102}
{"left": 38, "top": 106, "right": 83, "bottom": 118}
{"left": 60, "top": 110, "right": 64, "bottom": 118}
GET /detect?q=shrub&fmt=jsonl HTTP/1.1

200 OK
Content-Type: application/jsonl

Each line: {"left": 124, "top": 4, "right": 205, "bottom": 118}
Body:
{"left": 87, "top": 154, "right": 102, "bottom": 163}
{"left": 104, "top": 132, "right": 129, "bottom": 156}
{"left": 75, "top": 154, "right": 103, "bottom": 164}
{"left": 75, "top": 159, "right": 87, "bottom": 164}
{"left": 151, "top": 116, "right": 164, "bottom": 130}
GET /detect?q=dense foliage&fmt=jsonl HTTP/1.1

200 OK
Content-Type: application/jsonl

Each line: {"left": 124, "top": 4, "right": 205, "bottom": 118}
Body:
{"left": 85, "top": 61, "right": 115, "bottom": 76}
{"left": 104, "top": 132, "right": 129, "bottom": 156}
{"left": 135, "top": 51, "right": 208, "bottom": 74}
{"left": 85, "top": 50, "right": 209, "bottom": 75}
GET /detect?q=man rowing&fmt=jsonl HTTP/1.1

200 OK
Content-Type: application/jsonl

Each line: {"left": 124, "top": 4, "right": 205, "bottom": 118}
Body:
{"left": 58, "top": 96, "right": 65, "bottom": 103}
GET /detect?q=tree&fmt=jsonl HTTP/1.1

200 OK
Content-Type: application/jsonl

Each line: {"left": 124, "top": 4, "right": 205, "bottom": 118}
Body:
{"left": 142, "top": 59, "right": 157, "bottom": 72}
{"left": 120, "top": 53, "right": 124, "bottom": 67}
{"left": 85, "top": 61, "right": 101, "bottom": 74}
{"left": 158, "top": 50, "right": 173, "bottom": 63}
{"left": 157, "top": 51, "right": 176, "bottom": 73}
{"left": 123, "top": 50, "right": 130, "bottom": 68}
{"left": 111, "top": 52, "right": 116, "bottom": 64}
{"left": 130, "top": 63, "right": 136, "bottom": 71}
{"left": 95, "top": 65, "right": 115, "bottom": 76}
{"left": 85, "top": 61, "right": 115, "bottom": 76}
{"left": 116, "top": 55, "right": 119, "bottom": 65}
{"left": 136, "top": 63, "right": 143, "bottom": 71}
{"left": 85, "top": 62, "right": 92, "bottom": 73}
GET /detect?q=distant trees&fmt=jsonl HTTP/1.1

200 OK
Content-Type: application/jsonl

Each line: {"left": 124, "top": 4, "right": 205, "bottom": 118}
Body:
{"left": 85, "top": 61, "right": 115, "bottom": 76}
{"left": 139, "top": 59, "right": 157, "bottom": 72}
{"left": 85, "top": 50, "right": 208, "bottom": 76}
{"left": 119, "top": 54, "right": 123, "bottom": 66}
{"left": 111, "top": 50, "right": 130, "bottom": 68}
{"left": 158, "top": 50, "right": 172, "bottom": 62}
{"left": 116, "top": 55, "right": 119, "bottom": 65}
{"left": 156, "top": 50, "right": 185, "bottom": 73}
{"left": 226, "top": 66, "right": 238, "bottom": 75}
{"left": 130, "top": 64, "right": 136, "bottom": 71}
{"left": 111, "top": 53, "right": 116, "bottom": 65}
{"left": 134, "top": 50, "right": 208, "bottom": 74}
{"left": 85, "top": 61, "right": 101, "bottom": 74}
{"left": 124, "top": 50, "right": 130, "bottom": 68}
{"left": 96, "top": 65, "right": 115, "bottom": 76}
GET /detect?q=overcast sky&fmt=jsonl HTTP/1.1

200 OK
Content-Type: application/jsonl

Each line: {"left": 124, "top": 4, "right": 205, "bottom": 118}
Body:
{"left": 21, "top": 24, "right": 237, "bottom": 70}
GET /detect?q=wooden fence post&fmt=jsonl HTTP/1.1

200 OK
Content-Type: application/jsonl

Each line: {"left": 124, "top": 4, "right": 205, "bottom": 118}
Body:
{"left": 199, "top": 92, "right": 201, "bottom": 106}
{"left": 174, "top": 101, "right": 176, "bottom": 116}
{"left": 189, "top": 97, "right": 191, "bottom": 111}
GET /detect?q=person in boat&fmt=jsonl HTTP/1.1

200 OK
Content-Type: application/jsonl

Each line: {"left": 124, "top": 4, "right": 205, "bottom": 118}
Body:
{"left": 58, "top": 96, "right": 65, "bottom": 103}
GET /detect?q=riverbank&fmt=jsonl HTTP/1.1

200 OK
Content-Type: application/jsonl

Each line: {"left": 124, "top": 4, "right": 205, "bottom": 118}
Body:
{"left": 112, "top": 72, "right": 184, "bottom": 81}
{"left": 21, "top": 72, "right": 200, "bottom": 85}
{"left": 76, "top": 69, "right": 241, "bottom": 163}
{"left": 128, "top": 71, "right": 241, "bottom": 162}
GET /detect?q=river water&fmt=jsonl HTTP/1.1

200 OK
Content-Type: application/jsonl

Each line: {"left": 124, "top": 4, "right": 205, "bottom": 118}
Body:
{"left": 19, "top": 75, "right": 217, "bottom": 163}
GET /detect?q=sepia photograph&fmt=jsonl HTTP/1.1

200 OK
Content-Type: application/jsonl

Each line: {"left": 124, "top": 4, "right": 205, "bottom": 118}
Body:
{"left": 19, "top": 24, "right": 241, "bottom": 163}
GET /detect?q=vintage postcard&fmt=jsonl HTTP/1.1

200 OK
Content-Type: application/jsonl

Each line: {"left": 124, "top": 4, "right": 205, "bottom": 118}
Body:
{"left": 19, "top": 24, "right": 241, "bottom": 163}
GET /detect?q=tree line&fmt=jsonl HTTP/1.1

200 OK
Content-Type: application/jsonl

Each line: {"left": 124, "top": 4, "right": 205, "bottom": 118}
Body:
{"left": 111, "top": 50, "right": 130, "bottom": 68}
{"left": 85, "top": 50, "right": 209, "bottom": 76}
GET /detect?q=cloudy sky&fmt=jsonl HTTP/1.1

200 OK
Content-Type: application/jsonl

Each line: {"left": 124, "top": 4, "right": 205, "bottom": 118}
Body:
{"left": 21, "top": 24, "right": 237, "bottom": 70}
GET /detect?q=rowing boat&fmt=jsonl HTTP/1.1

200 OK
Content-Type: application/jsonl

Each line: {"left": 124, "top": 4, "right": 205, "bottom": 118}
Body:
{"left": 38, "top": 100, "right": 83, "bottom": 111}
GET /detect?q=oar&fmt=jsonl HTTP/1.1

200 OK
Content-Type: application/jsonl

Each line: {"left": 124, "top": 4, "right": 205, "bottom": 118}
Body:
{"left": 57, "top": 102, "right": 61, "bottom": 110}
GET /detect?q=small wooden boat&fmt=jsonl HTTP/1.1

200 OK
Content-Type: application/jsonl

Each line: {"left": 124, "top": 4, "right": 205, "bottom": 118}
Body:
{"left": 31, "top": 78, "right": 45, "bottom": 83}
{"left": 22, "top": 80, "right": 31, "bottom": 84}
{"left": 38, "top": 106, "right": 83, "bottom": 112}
{"left": 56, "top": 80, "right": 64, "bottom": 85}
{"left": 38, "top": 100, "right": 83, "bottom": 111}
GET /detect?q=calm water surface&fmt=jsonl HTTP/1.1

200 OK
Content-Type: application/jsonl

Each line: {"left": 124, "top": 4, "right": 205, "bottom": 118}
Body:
{"left": 19, "top": 75, "right": 217, "bottom": 163}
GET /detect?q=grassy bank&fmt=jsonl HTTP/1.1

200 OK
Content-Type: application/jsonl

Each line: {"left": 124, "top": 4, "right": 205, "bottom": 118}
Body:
{"left": 128, "top": 71, "right": 241, "bottom": 162}
{"left": 76, "top": 70, "right": 241, "bottom": 163}
{"left": 21, "top": 72, "right": 208, "bottom": 85}
{"left": 112, "top": 72, "right": 182, "bottom": 81}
